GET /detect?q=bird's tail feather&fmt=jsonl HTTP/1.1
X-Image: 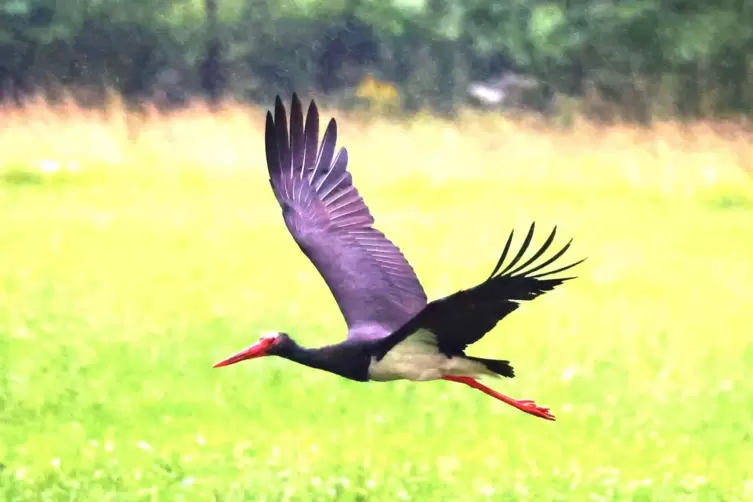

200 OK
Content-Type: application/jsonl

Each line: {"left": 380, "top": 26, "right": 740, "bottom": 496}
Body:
{"left": 466, "top": 356, "right": 515, "bottom": 378}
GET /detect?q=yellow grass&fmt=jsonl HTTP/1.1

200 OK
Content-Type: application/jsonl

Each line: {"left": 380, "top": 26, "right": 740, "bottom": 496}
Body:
{"left": 1, "top": 95, "right": 751, "bottom": 192}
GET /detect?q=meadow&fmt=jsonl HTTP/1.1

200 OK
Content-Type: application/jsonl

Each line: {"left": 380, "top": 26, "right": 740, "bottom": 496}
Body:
{"left": 0, "top": 96, "right": 752, "bottom": 501}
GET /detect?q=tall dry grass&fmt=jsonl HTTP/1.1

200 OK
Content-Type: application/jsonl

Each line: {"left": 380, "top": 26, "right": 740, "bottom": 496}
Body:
{"left": 1, "top": 93, "right": 751, "bottom": 193}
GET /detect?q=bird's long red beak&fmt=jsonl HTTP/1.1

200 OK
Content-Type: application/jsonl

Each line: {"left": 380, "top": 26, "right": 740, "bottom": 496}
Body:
{"left": 213, "top": 339, "right": 273, "bottom": 368}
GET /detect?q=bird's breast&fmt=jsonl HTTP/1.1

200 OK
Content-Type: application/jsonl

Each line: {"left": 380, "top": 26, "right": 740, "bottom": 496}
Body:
{"left": 366, "top": 328, "right": 489, "bottom": 382}
{"left": 367, "top": 352, "right": 491, "bottom": 382}
{"left": 367, "top": 351, "right": 447, "bottom": 382}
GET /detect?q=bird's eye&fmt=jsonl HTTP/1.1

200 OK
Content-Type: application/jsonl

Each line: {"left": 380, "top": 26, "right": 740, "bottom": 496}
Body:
{"left": 261, "top": 335, "right": 278, "bottom": 346}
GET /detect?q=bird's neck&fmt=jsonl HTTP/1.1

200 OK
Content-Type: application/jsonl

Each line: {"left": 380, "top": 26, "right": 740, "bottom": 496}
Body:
{"left": 280, "top": 341, "right": 370, "bottom": 382}
{"left": 281, "top": 345, "right": 330, "bottom": 371}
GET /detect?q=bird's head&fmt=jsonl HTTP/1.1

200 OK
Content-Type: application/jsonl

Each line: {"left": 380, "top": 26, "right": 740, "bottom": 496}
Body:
{"left": 212, "top": 331, "right": 293, "bottom": 368}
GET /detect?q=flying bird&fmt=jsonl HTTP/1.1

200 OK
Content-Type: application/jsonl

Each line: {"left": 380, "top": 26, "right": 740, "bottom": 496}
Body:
{"left": 213, "top": 94, "right": 584, "bottom": 421}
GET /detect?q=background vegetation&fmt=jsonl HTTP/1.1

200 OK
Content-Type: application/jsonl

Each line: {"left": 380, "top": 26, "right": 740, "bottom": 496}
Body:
{"left": 1, "top": 0, "right": 753, "bottom": 499}
{"left": 0, "top": 99, "right": 752, "bottom": 500}
{"left": 2, "top": 0, "right": 753, "bottom": 121}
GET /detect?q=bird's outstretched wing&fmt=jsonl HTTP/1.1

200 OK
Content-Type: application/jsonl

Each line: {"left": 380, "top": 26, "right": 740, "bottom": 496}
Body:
{"left": 377, "top": 223, "right": 584, "bottom": 355}
{"left": 265, "top": 94, "right": 427, "bottom": 339}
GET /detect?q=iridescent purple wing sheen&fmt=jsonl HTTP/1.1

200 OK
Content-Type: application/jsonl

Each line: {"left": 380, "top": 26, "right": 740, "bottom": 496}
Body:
{"left": 265, "top": 94, "right": 428, "bottom": 340}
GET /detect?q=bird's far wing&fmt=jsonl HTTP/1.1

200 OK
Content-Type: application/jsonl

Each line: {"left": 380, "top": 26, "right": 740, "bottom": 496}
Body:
{"left": 265, "top": 94, "right": 427, "bottom": 338}
{"left": 377, "top": 223, "right": 584, "bottom": 356}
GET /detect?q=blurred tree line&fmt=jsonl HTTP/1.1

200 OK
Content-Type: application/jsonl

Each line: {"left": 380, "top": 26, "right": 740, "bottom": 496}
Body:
{"left": 1, "top": 0, "right": 752, "bottom": 122}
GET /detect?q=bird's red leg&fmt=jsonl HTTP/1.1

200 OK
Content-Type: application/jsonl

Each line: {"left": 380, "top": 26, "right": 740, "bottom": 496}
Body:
{"left": 442, "top": 375, "right": 556, "bottom": 421}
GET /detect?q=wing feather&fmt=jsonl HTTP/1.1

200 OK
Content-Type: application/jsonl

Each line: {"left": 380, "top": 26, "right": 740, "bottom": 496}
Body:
{"left": 265, "top": 94, "right": 428, "bottom": 339}
{"left": 377, "top": 224, "right": 585, "bottom": 357}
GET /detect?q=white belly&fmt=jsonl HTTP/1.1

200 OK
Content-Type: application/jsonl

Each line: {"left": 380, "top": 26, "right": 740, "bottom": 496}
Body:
{"left": 366, "top": 329, "right": 490, "bottom": 382}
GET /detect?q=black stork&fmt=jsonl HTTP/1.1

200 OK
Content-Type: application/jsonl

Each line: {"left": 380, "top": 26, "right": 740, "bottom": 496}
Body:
{"left": 213, "top": 94, "right": 585, "bottom": 421}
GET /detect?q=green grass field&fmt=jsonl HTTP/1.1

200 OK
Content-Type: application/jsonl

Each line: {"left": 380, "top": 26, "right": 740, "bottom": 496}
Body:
{"left": 1, "top": 101, "right": 752, "bottom": 501}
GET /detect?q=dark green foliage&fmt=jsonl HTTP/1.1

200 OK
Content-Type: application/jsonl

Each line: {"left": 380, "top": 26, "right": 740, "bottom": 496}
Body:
{"left": 708, "top": 193, "right": 753, "bottom": 211}
{"left": 1, "top": 0, "right": 753, "bottom": 120}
